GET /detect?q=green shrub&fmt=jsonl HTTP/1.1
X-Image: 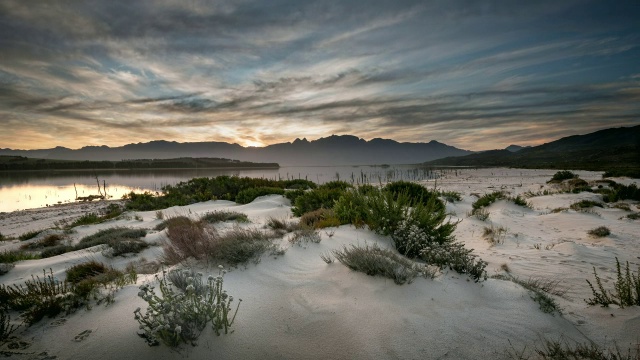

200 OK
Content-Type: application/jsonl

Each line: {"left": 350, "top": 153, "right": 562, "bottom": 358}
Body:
{"left": 383, "top": 181, "right": 444, "bottom": 210}
{"left": 511, "top": 195, "right": 530, "bottom": 208}
{"left": 135, "top": 267, "right": 240, "bottom": 347}
{"left": 77, "top": 227, "right": 147, "bottom": 250}
{"left": 236, "top": 187, "right": 285, "bottom": 204}
{"left": 439, "top": 191, "right": 462, "bottom": 202}
{"left": 167, "top": 269, "right": 206, "bottom": 296}
{"left": 284, "top": 189, "right": 305, "bottom": 204}
{"left": 586, "top": 258, "right": 640, "bottom": 308}
{"left": 627, "top": 213, "right": 640, "bottom": 220}
{"left": 292, "top": 185, "right": 349, "bottom": 217}
{"left": 299, "top": 208, "right": 339, "bottom": 229}
{"left": 332, "top": 189, "right": 370, "bottom": 227}
{"left": 266, "top": 217, "right": 298, "bottom": 232}
{"left": 588, "top": 226, "right": 610, "bottom": 237}
{"left": 200, "top": 211, "right": 248, "bottom": 224}
{"left": 472, "top": 191, "right": 505, "bottom": 211}
{"left": 289, "top": 228, "right": 321, "bottom": 244}
{"left": 332, "top": 244, "right": 424, "bottom": 285}
{"left": 283, "top": 179, "right": 316, "bottom": 190}
{"left": 548, "top": 170, "right": 576, "bottom": 182}
{"left": 40, "top": 245, "right": 73, "bottom": 258}
{"left": 154, "top": 216, "right": 193, "bottom": 231}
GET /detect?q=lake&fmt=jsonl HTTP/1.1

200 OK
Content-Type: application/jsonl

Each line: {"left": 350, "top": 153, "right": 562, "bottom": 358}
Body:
{"left": 0, "top": 165, "right": 440, "bottom": 212}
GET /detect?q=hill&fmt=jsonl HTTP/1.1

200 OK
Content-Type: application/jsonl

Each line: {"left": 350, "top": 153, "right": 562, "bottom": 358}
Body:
{"left": 424, "top": 125, "right": 640, "bottom": 174}
{"left": 0, "top": 135, "right": 472, "bottom": 166}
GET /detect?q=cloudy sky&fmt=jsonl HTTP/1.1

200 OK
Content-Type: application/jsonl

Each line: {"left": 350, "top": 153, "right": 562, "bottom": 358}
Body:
{"left": 1, "top": 0, "right": 638, "bottom": 151}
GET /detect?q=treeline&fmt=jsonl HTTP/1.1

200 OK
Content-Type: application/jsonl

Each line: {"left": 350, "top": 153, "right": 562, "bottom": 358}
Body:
{"left": 0, "top": 156, "right": 279, "bottom": 171}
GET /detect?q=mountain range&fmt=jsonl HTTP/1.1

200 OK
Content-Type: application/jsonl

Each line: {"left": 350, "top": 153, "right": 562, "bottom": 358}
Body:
{"left": 425, "top": 125, "right": 640, "bottom": 171}
{"left": 0, "top": 135, "right": 472, "bottom": 166}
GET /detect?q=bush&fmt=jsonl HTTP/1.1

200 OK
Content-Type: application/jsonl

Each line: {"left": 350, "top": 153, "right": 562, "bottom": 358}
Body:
{"left": 40, "top": 245, "right": 73, "bottom": 258}
{"left": 299, "top": 208, "right": 340, "bottom": 229}
{"left": 548, "top": 170, "right": 576, "bottom": 182}
{"left": 289, "top": 228, "right": 322, "bottom": 244}
{"left": 472, "top": 191, "right": 505, "bottom": 211}
{"left": 420, "top": 242, "right": 487, "bottom": 282}
{"left": 588, "top": 226, "right": 610, "bottom": 237}
{"left": 266, "top": 217, "right": 298, "bottom": 232}
{"left": 200, "top": 211, "right": 248, "bottom": 224}
{"left": 167, "top": 268, "right": 206, "bottom": 296}
{"left": 332, "top": 244, "right": 424, "bottom": 285}
{"left": 511, "top": 195, "right": 530, "bottom": 208}
{"left": 292, "top": 183, "right": 350, "bottom": 217}
{"left": 66, "top": 261, "right": 108, "bottom": 284}
{"left": 135, "top": 267, "right": 240, "bottom": 347}
{"left": 439, "top": 191, "right": 462, "bottom": 202}
{"left": 20, "top": 234, "right": 63, "bottom": 250}
{"left": 162, "top": 218, "right": 279, "bottom": 266}
{"left": 235, "top": 187, "right": 284, "bottom": 204}
{"left": 383, "top": 181, "right": 444, "bottom": 210}
{"left": 586, "top": 257, "right": 640, "bottom": 308}
{"left": 77, "top": 227, "right": 147, "bottom": 250}
{"left": 154, "top": 216, "right": 192, "bottom": 231}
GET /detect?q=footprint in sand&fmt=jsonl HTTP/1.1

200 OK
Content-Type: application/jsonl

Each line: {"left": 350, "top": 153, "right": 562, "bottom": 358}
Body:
{"left": 73, "top": 330, "right": 92, "bottom": 342}
{"left": 50, "top": 318, "right": 66, "bottom": 327}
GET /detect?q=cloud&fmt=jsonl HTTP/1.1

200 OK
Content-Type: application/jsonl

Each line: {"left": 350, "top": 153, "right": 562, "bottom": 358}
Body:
{"left": 0, "top": 0, "right": 638, "bottom": 150}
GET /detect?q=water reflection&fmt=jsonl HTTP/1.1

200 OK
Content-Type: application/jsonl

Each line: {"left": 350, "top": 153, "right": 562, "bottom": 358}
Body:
{"left": 0, "top": 165, "right": 439, "bottom": 212}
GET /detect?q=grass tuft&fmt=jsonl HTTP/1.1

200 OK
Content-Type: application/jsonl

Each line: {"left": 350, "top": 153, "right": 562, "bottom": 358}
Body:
{"left": 588, "top": 226, "right": 611, "bottom": 237}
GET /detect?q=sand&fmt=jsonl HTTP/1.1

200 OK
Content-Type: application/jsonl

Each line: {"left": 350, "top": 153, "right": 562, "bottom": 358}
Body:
{"left": 1, "top": 168, "right": 638, "bottom": 359}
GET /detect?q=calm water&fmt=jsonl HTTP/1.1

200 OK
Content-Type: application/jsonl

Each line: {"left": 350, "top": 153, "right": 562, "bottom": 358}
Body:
{"left": 0, "top": 165, "right": 439, "bottom": 212}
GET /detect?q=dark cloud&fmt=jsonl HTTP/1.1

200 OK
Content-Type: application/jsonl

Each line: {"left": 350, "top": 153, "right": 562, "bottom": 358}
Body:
{"left": 0, "top": 0, "right": 638, "bottom": 149}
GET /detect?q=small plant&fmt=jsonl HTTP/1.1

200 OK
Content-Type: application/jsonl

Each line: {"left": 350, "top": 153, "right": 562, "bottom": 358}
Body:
{"left": 588, "top": 226, "right": 610, "bottom": 237}
{"left": 548, "top": 170, "right": 576, "bottom": 183}
{"left": 69, "top": 213, "right": 102, "bottom": 227}
{"left": 18, "top": 230, "right": 42, "bottom": 241}
{"left": 472, "top": 191, "right": 505, "bottom": 211}
{"left": 531, "top": 337, "right": 640, "bottom": 359}
{"left": 167, "top": 269, "right": 206, "bottom": 296}
{"left": 570, "top": 200, "right": 603, "bottom": 211}
{"left": 266, "top": 217, "right": 298, "bottom": 232}
{"left": 471, "top": 208, "right": 490, "bottom": 221}
{"left": 299, "top": 208, "right": 339, "bottom": 229}
{"left": 493, "top": 274, "right": 562, "bottom": 314}
{"left": 134, "top": 214, "right": 143, "bottom": 221}
{"left": 1, "top": 307, "right": 17, "bottom": 343}
{"left": 586, "top": 258, "right": 640, "bottom": 308}
{"left": 200, "top": 211, "right": 249, "bottom": 224}
{"left": 20, "top": 234, "right": 63, "bottom": 250}
{"left": 134, "top": 266, "right": 241, "bottom": 347}
{"left": 420, "top": 242, "right": 487, "bottom": 282}
{"left": 438, "top": 191, "right": 462, "bottom": 202}
{"left": 320, "top": 252, "right": 334, "bottom": 264}
{"left": 155, "top": 211, "right": 164, "bottom": 220}
{"left": 627, "top": 213, "right": 640, "bottom": 220}
{"left": 511, "top": 195, "right": 531, "bottom": 208}
{"left": 332, "top": 244, "right": 425, "bottom": 285}
{"left": 66, "top": 261, "right": 108, "bottom": 284}
{"left": 482, "top": 225, "right": 507, "bottom": 246}
{"left": 289, "top": 228, "right": 321, "bottom": 244}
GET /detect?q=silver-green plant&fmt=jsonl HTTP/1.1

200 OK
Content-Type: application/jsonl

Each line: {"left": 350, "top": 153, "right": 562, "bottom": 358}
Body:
{"left": 134, "top": 266, "right": 241, "bottom": 347}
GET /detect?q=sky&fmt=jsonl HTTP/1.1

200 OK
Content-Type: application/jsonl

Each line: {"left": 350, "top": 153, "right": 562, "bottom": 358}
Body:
{"left": 0, "top": 0, "right": 639, "bottom": 151}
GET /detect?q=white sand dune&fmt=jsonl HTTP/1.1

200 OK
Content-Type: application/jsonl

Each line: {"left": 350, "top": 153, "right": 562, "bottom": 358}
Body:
{"left": 1, "top": 168, "right": 638, "bottom": 359}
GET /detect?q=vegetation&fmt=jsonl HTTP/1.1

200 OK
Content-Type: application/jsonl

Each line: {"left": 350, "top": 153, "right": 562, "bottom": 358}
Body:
{"left": 289, "top": 228, "right": 321, "bottom": 244}
{"left": 588, "top": 226, "right": 611, "bottom": 237}
{"left": 76, "top": 227, "right": 148, "bottom": 256}
{"left": 66, "top": 204, "right": 125, "bottom": 228}
{"left": 0, "top": 267, "right": 135, "bottom": 326}
{"left": 511, "top": 195, "right": 531, "bottom": 208}
{"left": 200, "top": 211, "right": 248, "bottom": 224}
{"left": 511, "top": 337, "right": 640, "bottom": 360}
{"left": 472, "top": 191, "right": 505, "bottom": 211}
{"left": 548, "top": 170, "right": 577, "bottom": 183}
{"left": 125, "top": 176, "right": 315, "bottom": 211}
{"left": 570, "top": 200, "right": 603, "bottom": 211}
{"left": 291, "top": 181, "right": 352, "bottom": 216}
{"left": 586, "top": 258, "right": 640, "bottom": 308}
{"left": 493, "top": 275, "right": 562, "bottom": 314}
{"left": 20, "top": 234, "right": 63, "bottom": 250}
{"left": 0, "top": 156, "right": 278, "bottom": 171}
{"left": 299, "top": 208, "right": 340, "bottom": 229}
{"left": 332, "top": 244, "right": 426, "bottom": 285}
{"left": 135, "top": 267, "right": 240, "bottom": 347}
{"left": 235, "top": 187, "right": 285, "bottom": 204}
{"left": 0, "top": 250, "right": 40, "bottom": 263}
{"left": 18, "top": 230, "right": 42, "bottom": 241}
{"left": 1, "top": 307, "right": 17, "bottom": 343}
{"left": 162, "top": 217, "right": 280, "bottom": 266}
{"left": 482, "top": 225, "right": 507, "bottom": 246}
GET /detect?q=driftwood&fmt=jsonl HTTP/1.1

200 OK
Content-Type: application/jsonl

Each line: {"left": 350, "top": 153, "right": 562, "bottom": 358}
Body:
{"left": 74, "top": 176, "right": 109, "bottom": 201}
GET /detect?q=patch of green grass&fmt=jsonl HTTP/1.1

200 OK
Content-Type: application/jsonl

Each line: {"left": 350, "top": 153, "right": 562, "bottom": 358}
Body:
{"left": 511, "top": 195, "right": 531, "bottom": 208}
{"left": 332, "top": 244, "right": 427, "bottom": 285}
{"left": 0, "top": 250, "right": 40, "bottom": 263}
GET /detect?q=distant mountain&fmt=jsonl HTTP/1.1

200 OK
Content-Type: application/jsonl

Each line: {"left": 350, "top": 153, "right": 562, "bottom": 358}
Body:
{"left": 505, "top": 145, "right": 528, "bottom": 152}
{"left": 424, "top": 125, "right": 640, "bottom": 171}
{"left": 0, "top": 135, "right": 472, "bottom": 166}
